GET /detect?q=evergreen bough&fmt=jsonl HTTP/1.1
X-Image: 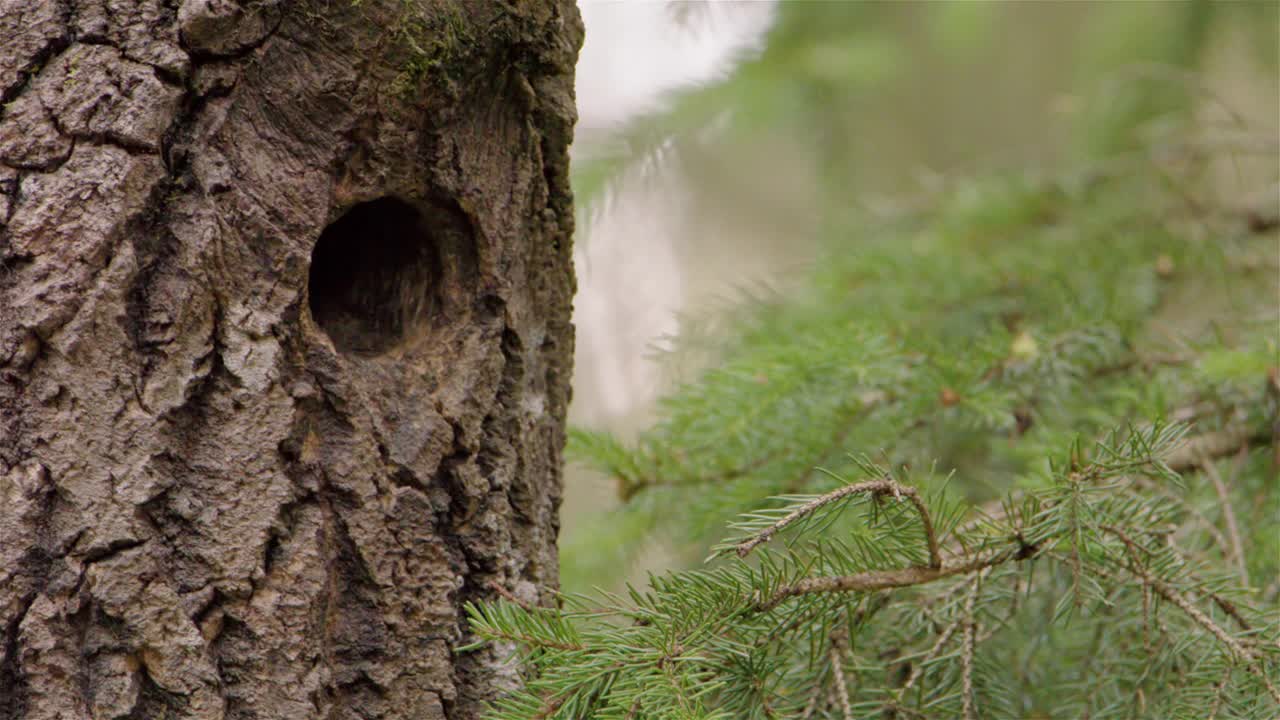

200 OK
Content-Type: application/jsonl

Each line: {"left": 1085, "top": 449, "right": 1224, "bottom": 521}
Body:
{"left": 464, "top": 146, "right": 1279, "bottom": 717}
{"left": 466, "top": 1, "right": 1280, "bottom": 704}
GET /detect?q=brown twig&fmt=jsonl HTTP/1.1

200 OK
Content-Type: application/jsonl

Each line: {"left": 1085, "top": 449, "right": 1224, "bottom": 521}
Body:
{"left": 1206, "top": 593, "right": 1253, "bottom": 634}
{"left": 756, "top": 546, "right": 1025, "bottom": 613}
{"left": 735, "top": 478, "right": 942, "bottom": 570}
{"left": 1199, "top": 453, "right": 1249, "bottom": 587}
{"left": 829, "top": 643, "right": 853, "bottom": 720}
{"left": 1105, "top": 528, "right": 1244, "bottom": 655}
{"left": 960, "top": 573, "right": 983, "bottom": 720}
{"left": 1103, "top": 526, "right": 1280, "bottom": 705}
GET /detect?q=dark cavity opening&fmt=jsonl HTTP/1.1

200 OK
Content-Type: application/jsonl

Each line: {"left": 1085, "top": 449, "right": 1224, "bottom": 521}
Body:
{"left": 308, "top": 197, "right": 441, "bottom": 356}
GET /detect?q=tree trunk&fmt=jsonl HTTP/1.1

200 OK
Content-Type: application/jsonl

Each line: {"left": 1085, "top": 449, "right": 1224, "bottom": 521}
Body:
{"left": 0, "top": 1, "right": 581, "bottom": 717}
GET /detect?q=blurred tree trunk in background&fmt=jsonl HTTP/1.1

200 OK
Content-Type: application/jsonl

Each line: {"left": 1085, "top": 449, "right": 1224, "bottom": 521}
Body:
{"left": 0, "top": 1, "right": 580, "bottom": 717}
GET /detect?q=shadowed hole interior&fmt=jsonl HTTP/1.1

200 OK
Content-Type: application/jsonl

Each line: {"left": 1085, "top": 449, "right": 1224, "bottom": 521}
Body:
{"left": 308, "top": 197, "right": 440, "bottom": 355}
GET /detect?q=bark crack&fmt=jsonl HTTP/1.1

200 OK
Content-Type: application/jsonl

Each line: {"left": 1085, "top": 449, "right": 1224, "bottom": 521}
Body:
{"left": 0, "top": 1, "right": 71, "bottom": 106}
{"left": 0, "top": 592, "right": 38, "bottom": 720}
{"left": 79, "top": 537, "right": 149, "bottom": 566}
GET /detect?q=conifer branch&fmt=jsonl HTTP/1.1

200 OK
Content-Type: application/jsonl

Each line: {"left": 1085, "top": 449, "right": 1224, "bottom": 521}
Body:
{"left": 487, "top": 630, "right": 583, "bottom": 654}
{"left": 734, "top": 478, "right": 942, "bottom": 569}
{"left": 756, "top": 546, "right": 1027, "bottom": 613}
{"left": 1103, "top": 525, "right": 1280, "bottom": 704}
{"left": 953, "top": 422, "right": 1270, "bottom": 554}
{"left": 1207, "top": 593, "right": 1253, "bottom": 635}
{"left": 1108, "top": 529, "right": 1239, "bottom": 661}
{"left": 490, "top": 136, "right": 1278, "bottom": 716}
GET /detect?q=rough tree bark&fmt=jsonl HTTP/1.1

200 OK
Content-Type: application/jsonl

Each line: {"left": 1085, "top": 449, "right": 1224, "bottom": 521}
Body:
{"left": 0, "top": 1, "right": 581, "bottom": 718}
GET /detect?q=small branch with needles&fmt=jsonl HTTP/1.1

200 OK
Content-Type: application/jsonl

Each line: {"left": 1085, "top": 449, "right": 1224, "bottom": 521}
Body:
{"left": 734, "top": 477, "right": 942, "bottom": 568}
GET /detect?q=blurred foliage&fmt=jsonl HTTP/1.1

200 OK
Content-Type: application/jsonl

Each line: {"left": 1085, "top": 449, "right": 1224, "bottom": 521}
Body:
{"left": 573, "top": 0, "right": 1278, "bottom": 216}
{"left": 567, "top": 153, "right": 1278, "bottom": 587}
{"left": 565, "top": 0, "right": 1274, "bottom": 591}
{"left": 563, "top": 0, "right": 1278, "bottom": 592}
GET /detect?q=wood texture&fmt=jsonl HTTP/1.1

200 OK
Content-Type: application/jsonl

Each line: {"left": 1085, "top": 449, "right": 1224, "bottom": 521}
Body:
{"left": 0, "top": 1, "right": 582, "bottom": 716}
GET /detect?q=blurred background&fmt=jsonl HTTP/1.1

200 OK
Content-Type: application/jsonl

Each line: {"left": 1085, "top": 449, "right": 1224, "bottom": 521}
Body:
{"left": 562, "top": 0, "right": 1279, "bottom": 594}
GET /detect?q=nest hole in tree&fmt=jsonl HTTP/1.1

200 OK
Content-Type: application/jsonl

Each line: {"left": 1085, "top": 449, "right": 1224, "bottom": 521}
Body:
{"left": 308, "top": 197, "right": 447, "bottom": 356}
